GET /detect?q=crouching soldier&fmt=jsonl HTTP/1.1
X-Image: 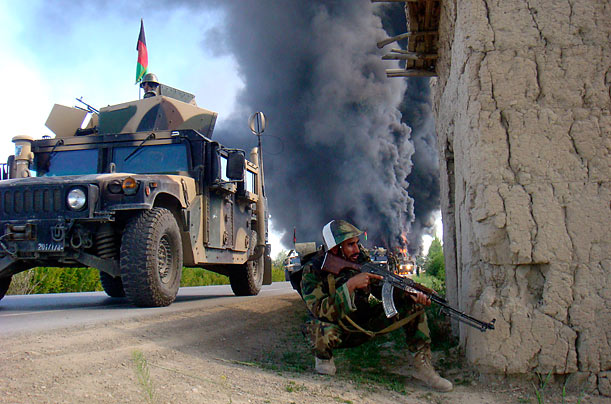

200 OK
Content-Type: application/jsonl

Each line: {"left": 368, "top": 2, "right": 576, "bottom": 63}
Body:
{"left": 300, "top": 219, "right": 453, "bottom": 392}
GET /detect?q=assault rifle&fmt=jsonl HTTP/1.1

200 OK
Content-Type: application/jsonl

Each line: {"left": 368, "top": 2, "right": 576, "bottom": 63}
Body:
{"left": 321, "top": 252, "right": 496, "bottom": 332}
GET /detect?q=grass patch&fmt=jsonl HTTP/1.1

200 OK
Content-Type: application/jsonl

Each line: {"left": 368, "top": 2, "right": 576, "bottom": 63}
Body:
{"left": 131, "top": 350, "right": 157, "bottom": 404}
{"left": 7, "top": 266, "right": 286, "bottom": 295}
{"left": 284, "top": 380, "right": 307, "bottom": 392}
{"left": 181, "top": 267, "right": 286, "bottom": 287}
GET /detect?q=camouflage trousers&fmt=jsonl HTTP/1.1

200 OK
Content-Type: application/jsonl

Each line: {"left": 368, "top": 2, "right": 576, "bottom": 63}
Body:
{"left": 303, "top": 295, "right": 431, "bottom": 360}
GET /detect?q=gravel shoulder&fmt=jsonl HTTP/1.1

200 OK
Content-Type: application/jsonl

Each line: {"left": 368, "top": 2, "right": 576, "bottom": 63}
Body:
{"left": 0, "top": 292, "right": 602, "bottom": 404}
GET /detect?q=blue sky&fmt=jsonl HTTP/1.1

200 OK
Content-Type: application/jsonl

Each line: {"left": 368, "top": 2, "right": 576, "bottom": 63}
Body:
{"left": 0, "top": 1, "right": 243, "bottom": 162}
{"left": 0, "top": 1, "right": 301, "bottom": 252}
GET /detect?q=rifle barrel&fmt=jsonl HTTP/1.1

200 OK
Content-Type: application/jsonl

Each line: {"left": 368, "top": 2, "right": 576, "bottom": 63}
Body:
{"left": 321, "top": 253, "right": 495, "bottom": 332}
{"left": 362, "top": 262, "right": 495, "bottom": 332}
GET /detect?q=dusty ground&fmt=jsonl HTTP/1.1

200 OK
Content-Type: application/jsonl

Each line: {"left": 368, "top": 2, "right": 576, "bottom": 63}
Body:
{"left": 0, "top": 293, "right": 604, "bottom": 404}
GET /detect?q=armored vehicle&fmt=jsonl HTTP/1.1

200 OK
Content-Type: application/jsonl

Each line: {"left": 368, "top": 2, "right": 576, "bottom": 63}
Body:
{"left": 283, "top": 241, "right": 318, "bottom": 295}
{"left": 0, "top": 87, "right": 272, "bottom": 307}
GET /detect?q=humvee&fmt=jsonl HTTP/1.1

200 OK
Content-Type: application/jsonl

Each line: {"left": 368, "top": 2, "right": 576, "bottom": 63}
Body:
{"left": 0, "top": 85, "right": 272, "bottom": 307}
{"left": 283, "top": 241, "right": 318, "bottom": 295}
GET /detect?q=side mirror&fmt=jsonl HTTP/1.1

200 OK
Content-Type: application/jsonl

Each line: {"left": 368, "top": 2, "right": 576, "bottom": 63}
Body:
{"left": 226, "top": 151, "right": 245, "bottom": 181}
{"left": 1, "top": 155, "right": 14, "bottom": 180}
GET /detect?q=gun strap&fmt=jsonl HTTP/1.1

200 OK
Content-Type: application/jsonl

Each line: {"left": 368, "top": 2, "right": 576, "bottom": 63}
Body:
{"left": 326, "top": 273, "right": 423, "bottom": 337}
{"left": 339, "top": 309, "right": 424, "bottom": 337}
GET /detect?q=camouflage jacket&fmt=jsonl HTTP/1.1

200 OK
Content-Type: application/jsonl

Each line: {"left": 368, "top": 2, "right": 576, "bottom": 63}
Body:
{"left": 301, "top": 248, "right": 381, "bottom": 324}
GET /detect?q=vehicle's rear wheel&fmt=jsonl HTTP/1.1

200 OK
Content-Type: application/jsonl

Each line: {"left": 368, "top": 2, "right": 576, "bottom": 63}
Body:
{"left": 230, "top": 230, "right": 263, "bottom": 296}
{"left": 99, "top": 271, "right": 125, "bottom": 298}
{"left": 0, "top": 276, "right": 11, "bottom": 301}
{"left": 120, "top": 208, "right": 183, "bottom": 307}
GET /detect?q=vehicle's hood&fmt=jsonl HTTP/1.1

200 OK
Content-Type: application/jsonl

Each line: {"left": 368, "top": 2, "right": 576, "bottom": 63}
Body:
{"left": 0, "top": 173, "right": 191, "bottom": 187}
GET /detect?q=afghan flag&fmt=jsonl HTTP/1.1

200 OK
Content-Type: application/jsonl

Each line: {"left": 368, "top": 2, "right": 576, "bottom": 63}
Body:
{"left": 135, "top": 19, "right": 148, "bottom": 84}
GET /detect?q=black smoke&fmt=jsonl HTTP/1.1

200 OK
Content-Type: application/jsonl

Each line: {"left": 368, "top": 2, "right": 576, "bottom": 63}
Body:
{"left": 197, "top": 0, "right": 439, "bottom": 253}
{"left": 375, "top": 2, "right": 441, "bottom": 254}
{"left": 32, "top": 0, "right": 439, "bottom": 254}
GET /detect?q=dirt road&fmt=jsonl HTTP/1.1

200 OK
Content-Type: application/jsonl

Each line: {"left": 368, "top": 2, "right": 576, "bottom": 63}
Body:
{"left": 0, "top": 292, "right": 602, "bottom": 403}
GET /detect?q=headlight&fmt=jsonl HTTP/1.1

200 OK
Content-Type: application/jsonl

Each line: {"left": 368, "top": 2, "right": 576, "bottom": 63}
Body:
{"left": 122, "top": 177, "right": 139, "bottom": 195}
{"left": 67, "top": 188, "right": 87, "bottom": 210}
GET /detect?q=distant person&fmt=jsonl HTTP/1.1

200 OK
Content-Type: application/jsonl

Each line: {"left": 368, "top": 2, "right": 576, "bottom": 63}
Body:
{"left": 140, "top": 73, "right": 160, "bottom": 98}
{"left": 300, "top": 219, "right": 452, "bottom": 392}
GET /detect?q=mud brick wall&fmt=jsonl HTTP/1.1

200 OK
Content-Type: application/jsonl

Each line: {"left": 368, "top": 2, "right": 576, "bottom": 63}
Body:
{"left": 431, "top": 0, "right": 610, "bottom": 394}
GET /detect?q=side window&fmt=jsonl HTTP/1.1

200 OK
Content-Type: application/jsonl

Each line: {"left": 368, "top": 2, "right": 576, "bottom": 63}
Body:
{"left": 220, "top": 155, "right": 228, "bottom": 181}
{"left": 245, "top": 169, "right": 256, "bottom": 193}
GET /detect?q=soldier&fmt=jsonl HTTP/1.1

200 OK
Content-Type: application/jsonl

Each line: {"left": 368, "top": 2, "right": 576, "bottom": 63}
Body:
{"left": 300, "top": 219, "right": 453, "bottom": 392}
{"left": 388, "top": 251, "right": 398, "bottom": 273}
{"left": 140, "top": 73, "right": 160, "bottom": 98}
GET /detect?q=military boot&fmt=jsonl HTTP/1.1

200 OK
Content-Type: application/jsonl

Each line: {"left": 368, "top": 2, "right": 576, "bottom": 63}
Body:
{"left": 408, "top": 348, "right": 453, "bottom": 392}
{"left": 315, "top": 357, "right": 336, "bottom": 375}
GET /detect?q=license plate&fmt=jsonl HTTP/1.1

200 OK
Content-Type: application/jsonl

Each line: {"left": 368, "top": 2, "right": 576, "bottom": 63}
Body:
{"left": 37, "top": 243, "right": 64, "bottom": 252}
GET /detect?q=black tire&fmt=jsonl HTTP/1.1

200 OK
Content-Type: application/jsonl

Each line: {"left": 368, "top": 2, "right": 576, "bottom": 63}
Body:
{"left": 99, "top": 271, "right": 125, "bottom": 298}
{"left": 230, "top": 230, "right": 263, "bottom": 296}
{"left": 120, "top": 208, "right": 183, "bottom": 307}
{"left": 0, "top": 276, "right": 11, "bottom": 301}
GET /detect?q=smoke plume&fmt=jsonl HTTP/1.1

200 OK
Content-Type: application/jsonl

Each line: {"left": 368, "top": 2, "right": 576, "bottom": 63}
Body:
{"left": 20, "top": 0, "right": 440, "bottom": 253}
{"left": 375, "top": 2, "right": 441, "bottom": 254}
{"left": 199, "top": 0, "right": 440, "bottom": 253}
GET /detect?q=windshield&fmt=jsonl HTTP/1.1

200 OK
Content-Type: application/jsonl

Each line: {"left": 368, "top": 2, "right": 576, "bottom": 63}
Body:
{"left": 112, "top": 143, "right": 189, "bottom": 174}
{"left": 35, "top": 149, "right": 99, "bottom": 177}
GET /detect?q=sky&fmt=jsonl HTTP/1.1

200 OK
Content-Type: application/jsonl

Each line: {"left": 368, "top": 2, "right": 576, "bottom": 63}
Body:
{"left": 0, "top": 1, "right": 441, "bottom": 257}
{"left": 0, "top": 1, "right": 243, "bottom": 149}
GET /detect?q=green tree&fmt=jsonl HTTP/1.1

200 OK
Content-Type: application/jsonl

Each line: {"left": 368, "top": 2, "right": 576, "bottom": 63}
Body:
{"left": 424, "top": 237, "right": 445, "bottom": 281}
{"left": 272, "top": 249, "right": 289, "bottom": 272}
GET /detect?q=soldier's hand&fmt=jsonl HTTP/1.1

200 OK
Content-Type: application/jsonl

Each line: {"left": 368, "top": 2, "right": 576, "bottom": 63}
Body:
{"left": 411, "top": 291, "right": 431, "bottom": 306}
{"left": 346, "top": 273, "right": 383, "bottom": 293}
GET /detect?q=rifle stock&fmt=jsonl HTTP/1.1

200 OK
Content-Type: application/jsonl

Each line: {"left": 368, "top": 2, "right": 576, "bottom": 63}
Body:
{"left": 321, "top": 252, "right": 495, "bottom": 332}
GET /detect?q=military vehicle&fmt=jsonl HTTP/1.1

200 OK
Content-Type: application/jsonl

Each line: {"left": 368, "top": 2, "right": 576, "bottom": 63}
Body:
{"left": 283, "top": 241, "right": 318, "bottom": 295}
{"left": 0, "top": 84, "right": 272, "bottom": 307}
{"left": 370, "top": 247, "right": 388, "bottom": 265}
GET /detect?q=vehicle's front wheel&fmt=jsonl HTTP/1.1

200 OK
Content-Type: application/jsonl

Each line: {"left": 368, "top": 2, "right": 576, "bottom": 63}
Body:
{"left": 0, "top": 276, "right": 11, "bottom": 301}
{"left": 99, "top": 271, "right": 125, "bottom": 298}
{"left": 229, "top": 230, "right": 263, "bottom": 296}
{"left": 120, "top": 208, "right": 183, "bottom": 307}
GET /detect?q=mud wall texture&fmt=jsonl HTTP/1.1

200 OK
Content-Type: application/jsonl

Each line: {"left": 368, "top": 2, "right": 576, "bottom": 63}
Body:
{"left": 431, "top": 0, "right": 610, "bottom": 394}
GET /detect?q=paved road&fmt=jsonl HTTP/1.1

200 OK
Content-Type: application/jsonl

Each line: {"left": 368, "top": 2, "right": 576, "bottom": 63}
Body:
{"left": 0, "top": 282, "right": 294, "bottom": 337}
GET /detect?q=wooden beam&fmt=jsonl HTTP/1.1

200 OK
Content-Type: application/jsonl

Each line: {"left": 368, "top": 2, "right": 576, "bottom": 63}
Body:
{"left": 383, "top": 52, "right": 438, "bottom": 61}
{"left": 389, "top": 48, "right": 438, "bottom": 58}
{"left": 376, "top": 30, "right": 438, "bottom": 48}
{"left": 386, "top": 69, "right": 437, "bottom": 78}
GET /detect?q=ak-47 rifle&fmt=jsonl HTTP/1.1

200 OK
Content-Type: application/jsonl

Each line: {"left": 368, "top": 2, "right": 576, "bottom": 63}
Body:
{"left": 321, "top": 252, "right": 496, "bottom": 332}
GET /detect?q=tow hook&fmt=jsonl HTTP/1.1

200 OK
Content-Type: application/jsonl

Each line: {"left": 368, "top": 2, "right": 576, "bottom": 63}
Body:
{"left": 51, "top": 223, "right": 66, "bottom": 242}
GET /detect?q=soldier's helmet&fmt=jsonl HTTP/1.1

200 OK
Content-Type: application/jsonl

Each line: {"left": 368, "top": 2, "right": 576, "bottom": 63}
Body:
{"left": 140, "top": 73, "right": 159, "bottom": 88}
{"left": 322, "top": 220, "right": 363, "bottom": 250}
{"left": 141, "top": 73, "right": 160, "bottom": 98}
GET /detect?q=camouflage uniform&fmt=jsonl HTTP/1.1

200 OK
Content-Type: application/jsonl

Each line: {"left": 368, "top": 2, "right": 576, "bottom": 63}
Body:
{"left": 301, "top": 249, "right": 431, "bottom": 360}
